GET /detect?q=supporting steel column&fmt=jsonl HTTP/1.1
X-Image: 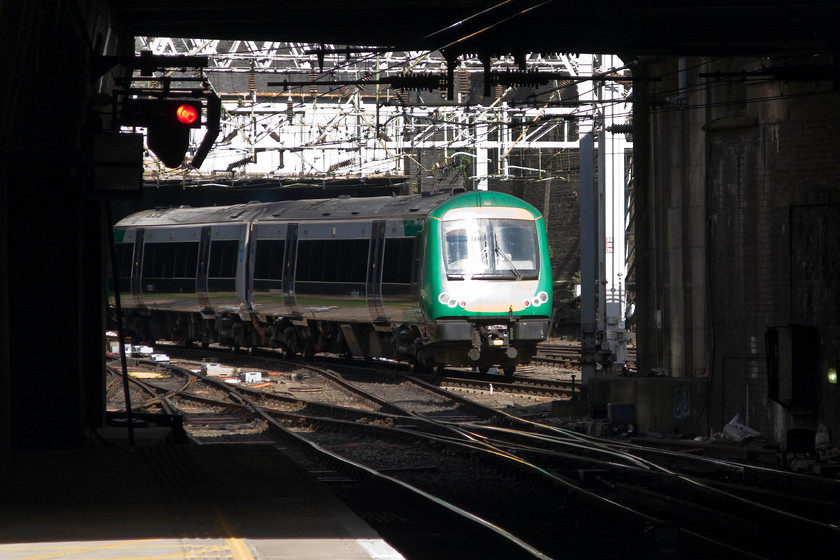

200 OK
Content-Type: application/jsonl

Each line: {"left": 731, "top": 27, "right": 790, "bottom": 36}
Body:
{"left": 600, "top": 53, "right": 631, "bottom": 372}
{"left": 579, "top": 132, "right": 597, "bottom": 385}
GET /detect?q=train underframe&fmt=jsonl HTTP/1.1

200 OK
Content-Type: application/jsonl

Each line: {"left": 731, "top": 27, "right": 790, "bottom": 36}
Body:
{"left": 119, "top": 309, "right": 547, "bottom": 377}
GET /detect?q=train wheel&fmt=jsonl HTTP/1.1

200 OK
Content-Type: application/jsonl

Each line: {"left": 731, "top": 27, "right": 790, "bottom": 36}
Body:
{"left": 433, "top": 364, "right": 446, "bottom": 378}
{"left": 503, "top": 366, "right": 516, "bottom": 379}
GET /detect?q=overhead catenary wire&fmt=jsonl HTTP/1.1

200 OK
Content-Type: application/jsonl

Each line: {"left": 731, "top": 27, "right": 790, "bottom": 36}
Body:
{"left": 140, "top": 28, "right": 614, "bottom": 178}
{"left": 140, "top": 8, "right": 833, "bottom": 181}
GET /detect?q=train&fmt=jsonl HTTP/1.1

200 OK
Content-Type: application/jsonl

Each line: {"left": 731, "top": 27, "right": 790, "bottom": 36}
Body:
{"left": 111, "top": 189, "right": 552, "bottom": 376}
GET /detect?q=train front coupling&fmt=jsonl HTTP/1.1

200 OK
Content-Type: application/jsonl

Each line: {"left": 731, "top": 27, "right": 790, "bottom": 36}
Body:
{"left": 468, "top": 323, "right": 517, "bottom": 361}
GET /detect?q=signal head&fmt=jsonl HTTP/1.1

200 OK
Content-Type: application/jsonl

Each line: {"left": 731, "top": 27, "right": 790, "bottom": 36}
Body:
{"left": 175, "top": 103, "right": 199, "bottom": 125}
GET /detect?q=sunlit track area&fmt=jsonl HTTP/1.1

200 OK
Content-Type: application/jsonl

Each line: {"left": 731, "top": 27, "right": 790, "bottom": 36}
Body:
{"left": 97, "top": 343, "right": 840, "bottom": 558}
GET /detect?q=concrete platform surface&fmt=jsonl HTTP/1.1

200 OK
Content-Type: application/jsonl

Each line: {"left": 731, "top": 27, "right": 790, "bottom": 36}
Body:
{"left": 0, "top": 441, "right": 404, "bottom": 560}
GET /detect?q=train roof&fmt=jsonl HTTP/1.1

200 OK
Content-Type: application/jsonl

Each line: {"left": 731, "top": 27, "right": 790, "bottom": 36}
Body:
{"left": 115, "top": 189, "right": 540, "bottom": 227}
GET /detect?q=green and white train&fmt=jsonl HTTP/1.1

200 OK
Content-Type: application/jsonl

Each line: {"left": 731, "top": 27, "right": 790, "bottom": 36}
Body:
{"left": 113, "top": 189, "right": 552, "bottom": 376}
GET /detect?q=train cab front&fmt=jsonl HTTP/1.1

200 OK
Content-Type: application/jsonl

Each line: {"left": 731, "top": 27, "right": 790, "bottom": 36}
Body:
{"left": 422, "top": 193, "right": 553, "bottom": 376}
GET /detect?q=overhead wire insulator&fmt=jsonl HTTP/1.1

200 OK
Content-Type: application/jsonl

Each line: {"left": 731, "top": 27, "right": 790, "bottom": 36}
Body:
{"left": 357, "top": 71, "right": 376, "bottom": 92}
{"left": 327, "top": 158, "right": 355, "bottom": 174}
{"left": 606, "top": 123, "right": 633, "bottom": 134}
{"left": 387, "top": 73, "right": 446, "bottom": 92}
{"left": 490, "top": 70, "right": 562, "bottom": 88}
{"left": 227, "top": 155, "right": 254, "bottom": 171}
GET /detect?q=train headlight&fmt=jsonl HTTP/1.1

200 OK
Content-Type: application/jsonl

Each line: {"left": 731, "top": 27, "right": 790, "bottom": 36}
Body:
{"left": 438, "top": 292, "right": 458, "bottom": 308}
{"left": 530, "top": 291, "right": 549, "bottom": 307}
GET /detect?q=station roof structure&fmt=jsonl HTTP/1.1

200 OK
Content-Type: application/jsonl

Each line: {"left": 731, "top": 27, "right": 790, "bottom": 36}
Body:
{"left": 112, "top": 0, "right": 840, "bottom": 57}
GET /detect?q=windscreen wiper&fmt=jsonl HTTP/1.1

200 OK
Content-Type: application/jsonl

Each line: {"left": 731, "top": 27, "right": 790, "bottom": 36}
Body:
{"left": 493, "top": 235, "right": 521, "bottom": 278}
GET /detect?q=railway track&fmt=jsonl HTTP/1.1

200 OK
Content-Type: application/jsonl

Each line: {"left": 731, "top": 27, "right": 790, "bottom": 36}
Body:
{"left": 108, "top": 355, "right": 557, "bottom": 559}
{"left": 106, "top": 348, "right": 840, "bottom": 559}
{"left": 534, "top": 341, "right": 637, "bottom": 368}
{"left": 438, "top": 373, "right": 579, "bottom": 400}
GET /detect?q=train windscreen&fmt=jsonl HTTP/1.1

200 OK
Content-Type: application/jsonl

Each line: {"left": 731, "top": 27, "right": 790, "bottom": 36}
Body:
{"left": 442, "top": 218, "right": 539, "bottom": 280}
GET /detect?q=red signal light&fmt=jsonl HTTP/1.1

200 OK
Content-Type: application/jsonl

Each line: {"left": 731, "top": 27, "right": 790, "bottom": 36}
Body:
{"left": 175, "top": 103, "right": 199, "bottom": 125}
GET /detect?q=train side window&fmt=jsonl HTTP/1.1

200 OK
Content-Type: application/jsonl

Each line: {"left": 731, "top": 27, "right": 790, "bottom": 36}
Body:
{"left": 174, "top": 243, "right": 199, "bottom": 278}
{"left": 328, "top": 239, "right": 367, "bottom": 283}
{"left": 161, "top": 244, "right": 175, "bottom": 278}
{"left": 296, "top": 239, "right": 325, "bottom": 282}
{"left": 310, "top": 239, "right": 330, "bottom": 282}
{"left": 323, "top": 240, "right": 341, "bottom": 281}
{"left": 142, "top": 243, "right": 161, "bottom": 278}
{"left": 141, "top": 242, "right": 199, "bottom": 279}
{"left": 115, "top": 243, "right": 134, "bottom": 281}
{"left": 208, "top": 239, "right": 239, "bottom": 278}
{"left": 335, "top": 240, "right": 350, "bottom": 282}
{"left": 383, "top": 237, "right": 415, "bottom": 284}
{"left": 347, "top": 239, "right": 369, "bottom": 282}
{"left": 296, "top": 240, "right": 310, "bottom": 281}
{"left": 254, "top": 239, "right": 285, "bottom": 280}
{"left": 311, "top": 240, "right": 327, "bottom": 281}
{"left": 295, "top": 239, "right": 323, "bottom": 282}
{"left": 297, "top": 238, "right": 370, "bottom": 283}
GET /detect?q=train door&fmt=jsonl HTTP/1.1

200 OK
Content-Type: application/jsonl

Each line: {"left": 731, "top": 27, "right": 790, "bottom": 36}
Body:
{"left": 205, "top": 225, "right": 241, "bottom": 311}
{"left": 129, "top": 228, "right": 145, "bottom": 308}
{"left": 234, "top": 223, "right": 250, "bottom": 311}
{"left": 111, "top": 227, "right": 144, "bottom": 309}
{"left": 379, "top": 227, "right": 423, "bottom": 323}
{"left": 367, "top": 220, "right": 386, "bottom": 322}
{"left": 411, "top": 228, "right": 423, "bottom": 294}
{"left": 250, "top": 222, "right": 286, "bottom": 317}
{"left": 282, "top": 223, "right": 299, "bottom": 316}
{"left": 196, "top": 226, "right": 211, "bottom": 311}
{"left": 245, "top": 222, "right": 256, "bottom": 310}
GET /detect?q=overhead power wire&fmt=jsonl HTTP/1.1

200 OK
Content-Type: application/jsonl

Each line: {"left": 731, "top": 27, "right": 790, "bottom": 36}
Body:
{"left": 415, "top": 0, "right": 520, "bottom": 42}
{"left": 141, "top": 2, "right": 606, "bottom": 176}
{"left": 435, "top": 0, "right": 556, "bottom": 52}
{"left": 269, "top": 0, "right": 560, "bottom": 105}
